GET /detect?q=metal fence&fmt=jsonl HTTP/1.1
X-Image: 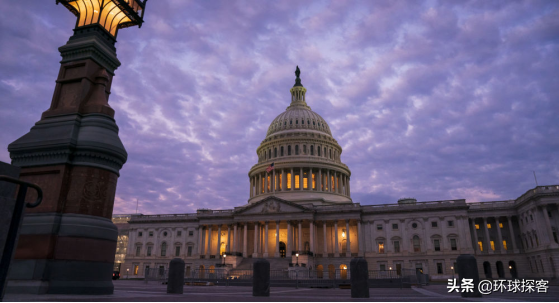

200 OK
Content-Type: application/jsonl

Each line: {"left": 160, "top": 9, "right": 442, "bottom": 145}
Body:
{"left": 144, "top": 268, "right": 169, "bottom": 284}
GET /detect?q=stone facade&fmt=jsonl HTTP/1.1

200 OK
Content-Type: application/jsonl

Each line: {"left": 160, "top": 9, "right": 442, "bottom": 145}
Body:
{"left": 117, "top": 69, "right": 559, "bottom": 281}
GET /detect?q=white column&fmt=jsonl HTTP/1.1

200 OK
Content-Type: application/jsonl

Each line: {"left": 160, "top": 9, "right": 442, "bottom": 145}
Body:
{"left": 275, "top": 221, "right": 280, "bottom": 257}
{"left": 290, "top": 168, "right": 294, "bottom": 191}
{"left": 327, "top": 170, "right": 331, "bottom": 192}
{"left": 287, "top": 221, "right": 292, "bottom": 257}
{"left": 542, "top": 207, "right": 557, "bottom": 247}
{"left": 472, "top": 219, "right": 480, "bottom": 252}
{"left": 217, "top": 225, "right": 222, "bottom": 256}
{"left": 357, "top": 220, "right": 363, "bottom": 256}
{"left": 323, "top": 221, "right": 328, "bottom": 256}
{"left": 318, "top": 169, "right": 322, "bottom": 191}
{"left": 198, "top": 226, "right": 203, "bottom": 255}
{"left": 507, "top": 216, "right": 517, "bottom": 251}
{"left": 347, "top": 176, "right": 350, "bottom": 196}
{"left": 483, "top": 217, "right": 493, "bottom": 254}
{"left": 243, "top": 223, "right": 248, "bottom": 257}
{"left": 264, "top": 221, "right": 269, "bottom": 257}
{"left": 206, "top": 225, "right": 212, "bottom": 257}
{"left": 227, "top": 225, "right": 231, "bottom": 253}
{"left": 282, "top": 169, "right": 286, "bottom": 191}
{"left": 495, "top": 217, "right": 504, "bottom": 252}
{"left": 298, "top": 221, "right": 303, "bottom": 252}
{"left": 310, "top": 222, "right": 315, "bottom": 253}
{"left": 253, "top": 222, "right": 259, "bottom": 257}
{"left": 334, "top": 220, "right": 339, "bottom": 257}
{"left": 273, "top": 169, "right": 275, "bottom": 193}
{"left": 299, "top": 168, "right": 304, "bottom": 190}
{"left": 346, "top": 219, "right": 351, "bottom": 257}
{"left": 233, "top": 224, "right": 238, "bottom": 253}
{"left": 264, "top": 173, "right": 268, "bottom": 193}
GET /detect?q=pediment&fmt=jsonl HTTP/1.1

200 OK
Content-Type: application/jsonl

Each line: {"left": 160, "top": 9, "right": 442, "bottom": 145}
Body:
{"left": 235, "top": 197, "right": 310, "bottom": 215}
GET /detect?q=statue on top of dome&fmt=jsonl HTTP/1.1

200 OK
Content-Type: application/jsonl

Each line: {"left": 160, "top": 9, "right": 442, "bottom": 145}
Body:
{"left": 293, "top": 66, "right": 303, "bottom": 87}
{"left": 295, "top": 66, "right": 301, "bottom": 78}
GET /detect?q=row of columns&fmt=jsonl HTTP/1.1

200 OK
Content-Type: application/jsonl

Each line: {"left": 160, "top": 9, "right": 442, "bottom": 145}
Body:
{"left": 470, "top": 216, "right": 518, "bottom": 254}
{"left": 249, "top": 168, "right": 350, "bottom": 197}
{"left": 198, "top": 220, "right": 362, "bottom": 258}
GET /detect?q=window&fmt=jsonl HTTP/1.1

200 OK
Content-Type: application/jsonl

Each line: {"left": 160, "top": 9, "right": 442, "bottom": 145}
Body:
{"left": 268, "top": 149, "right": 271, "bottom": 159}
{"left": 288, "top": 145, "right": 291, "bottom": 155}
{"left": 303, "top": 145, "right": 307, "bottom": 154}
{"left": 147, "top": 246, "right": 152, "bottom": 256}
{"left": 394, "top": 241, "right": 400, "bottom": 253}
{"left": 187, "top": 246, "right": 192, "bottom": 257}
{"left": 310, "top": 145, "right": 314, "bottom": 155}
{"left": 487, "top": 223, "right": 491, "bottom": 229}
{"left": 392, "top": 223, "right": 398, "bottom": 230}
{"left": 437, "top": 263, "right": 443, "bottom": 274}
{"left": 175, "top": 246, "right": 180, "bottom": 257}
{"left": 290, "top": 120, "right": 292, "bottom": 125}
{"left": 490, "top": 240, "right": 495, "bottom": 251}
{"left": 324, "top": 147, "right": 327, "bottom": 157}
{"left": 177, "top": 231, "right": 181, "bottom": 236}
{"left": 295, "top": 145, "right": 299, "bottom": 155}
{"left": 378, "top": 242, "right": 384, "bottom": 253}
{"left": 412, "top": 223, "right": 418, "bottom": 229}
{"left": 413, "top": 236, "right": 421, "bottom": 252}
{"left": 431, "top": 222, "right": 437, "bottom": 228}
{"left": 136, "top": 246, "right": 141, "bottom": 256}
{"left": 296, "top": 119, "right": 298, "bottom": 124}
{"left": 318, "top": 147, "right": 321, "bottom": 157}
{"left": 475, "top": 224, "right": 480, "bottom": 230}
{"left": 189, "top": 231, "right": 194, "bottom": 236}
{"left": 530, "top": 214, "right": 533, "bottom": 221}
{"left": 287, "top": 173, "right": 292, "bottom": 189}
{"left": 329, "top": 149, "right": 332, "bottom": 159}
{"left": 312, "top": 173, "right": 316, "bottom": 189}
{"left": 448, "top": 220, "right": 454, "bottom": 227}
{"left": 377, "top": 224, "right": 383, "bottom": 231}
{"left": 281, "top": 146, "right": 284, "bottom": 156}
{"left": 163, "top": 231, "right": 168, "bottom": 237}
{"left": 302, "top": 119, "right": 304, "bottom": 124}
{"left": 450, "top": 238, "right": 457, "bottom": 251}
{"left": 274, "top": 148, "right": 277, "bottom": 158}
{"left": 138, "top": 231, "right": 143, "bottom": 236}
{"left": 380, "top": 264, "right": 386, "bottom": 271}
{"left": 161, "top": 243, "right": 167, "bottom": 257}
{"left": 502, "top": 240, "right": 507, "bottom": 250}
{"left": 295, "top": 175, "right": 300, "bottom": 189}
{"left": 499, "top": 223, "right": 503, "bottom": 228}
{"left": 434, "top": 239, "right": 441, "bottom": 251}
{"left": 478, "top": 241, "right": 483, "bottom": 252}
{"left": 149, "top": 231, "right": 153, "bottom": 237}
{"left": 134, "top": 265, "right": 139, "bottom": 275}
{"left": 267, "top": 175, "right": 271, "bottom": 191}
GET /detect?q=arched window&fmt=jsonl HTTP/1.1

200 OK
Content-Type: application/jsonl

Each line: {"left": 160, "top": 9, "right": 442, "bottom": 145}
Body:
{"left": 318, "top": 146, "right": 321, "bottom": 156}
{"left": 310, "top": 145, "right": 314, "bottom": 155}
{"left": 161, "top": 242, "right": 167, "bottom": 257}
{"left": 329, "top": 149, "right": 332, "bottom": 159}
{"left": 313, "top": 121, "right": 316, "bottom": 126}
{"left": 281, "top": 146, "right": 284, "bottom": 156}
{"left": 288, "top": 145, "right": 291, "bottom": 155}
{"left": 413, "top": 236, "right": 421, "bottom": 252}
{"left": 274, "top": 148, "right": 277, "bottom": 158}
{"left": 290, "top": 120, "right": 292, "bottom": 125}
{"left": 295, "top": 145, "right": 299, "bottom": 155}
{"left": 303, "top": 145, "right": 307, "bottom": 154}
{"left": 284, "top": 121, "right": 286, "bottom": 126}
{"left": 296, "top": 119, "right": 299, "bottom": 124}
{"left": 268, "top": 149, "right": 271, "bottom": 159}
{"left": 302, "top": 119, "right": 304, "bottom": 124}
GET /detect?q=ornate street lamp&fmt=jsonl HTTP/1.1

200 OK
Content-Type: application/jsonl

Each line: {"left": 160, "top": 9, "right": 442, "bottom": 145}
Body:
{"left": 295, "top": 253, "right": 299, "bottom": 266}
{"left": 7, "top": 0, "right": 148, "bottom": 296}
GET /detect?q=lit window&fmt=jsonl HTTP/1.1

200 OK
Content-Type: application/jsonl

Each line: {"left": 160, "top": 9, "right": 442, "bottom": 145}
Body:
{"left": 279, "top": 174, "right": 282, "bottom": 190}
{"left": 331, "top": 176, "right": 335, "bottom": 191}
{"left": 378, "top": 242, "right": 384, "bottom": 253}
{"left": 312, "top": 173, "right": 316, "bottom": 189}
{"left": 303, "top": 172, "right": 308, "bottom": 189}
{"left": 499, "top": 223, "right": 503, "bottom": 228}
{"left": 267, "top": 176, "right": 271, "bottom": 191}
{"left": 490, "top": 240, "right": 495, "bottom": 251}
{"left": 475, "top": 224, "right": 480, "bottom": 230}
{"left": 134, "top": 265, "right": 139, "bottom": 275}
{"left": 287, "top": 173, "right": 292, "bottom": 189}
{"left": 478, "top": 241, "right": 483, "bottom": 251}
{"left": 295, "top": 175, "right": 300, "bottom": 189}
{"left": 502, "top": 240, "right": 507, "bottom": 250}
{"left": 487, "top": 224, "right": 491, "bottom": 229}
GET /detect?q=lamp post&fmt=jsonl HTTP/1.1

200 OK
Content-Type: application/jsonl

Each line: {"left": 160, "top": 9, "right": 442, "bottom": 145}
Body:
{"left": 127, "top": 268, "right": 129, "bottom": 279}
{"left": 7, "top": 0, "right": 148, "bottom": 295}
{"left": 295, "top": 253, "right": 299, "bottom": 266}
{"left": 451, "top": 266, "right": 455, "bottom": 277}
{"left": 223, "top": 254, "right": 226, "bottom": 266}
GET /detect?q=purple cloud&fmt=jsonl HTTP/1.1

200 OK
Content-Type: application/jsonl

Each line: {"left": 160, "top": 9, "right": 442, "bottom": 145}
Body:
{"left": 0, "top": 0, "right": 557, "bottom": 214}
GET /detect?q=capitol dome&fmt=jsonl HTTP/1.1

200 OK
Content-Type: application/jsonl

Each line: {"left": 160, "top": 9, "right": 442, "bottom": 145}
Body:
{"left": 248, "top": 67, "right": 352, "bottom": 205}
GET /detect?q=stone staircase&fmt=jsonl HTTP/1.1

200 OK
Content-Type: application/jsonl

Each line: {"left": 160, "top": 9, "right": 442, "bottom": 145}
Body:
{"left": 231, "top": 257, "right": 291, "bottom": 271}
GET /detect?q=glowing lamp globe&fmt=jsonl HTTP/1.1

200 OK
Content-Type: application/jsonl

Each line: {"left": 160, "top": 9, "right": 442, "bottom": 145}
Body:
{"left": 56, "top": 0, "right": 147, "bottom": 38}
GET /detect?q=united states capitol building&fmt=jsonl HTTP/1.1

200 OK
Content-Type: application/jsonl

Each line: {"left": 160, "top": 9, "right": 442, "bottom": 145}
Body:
{"left": 115, "top": 68, "right": 559, "bottom": 281}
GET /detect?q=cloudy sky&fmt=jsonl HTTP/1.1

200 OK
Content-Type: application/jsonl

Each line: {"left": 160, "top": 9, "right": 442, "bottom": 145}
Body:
{"left": 1, "top": 0, "right": 557, "bottom": 214}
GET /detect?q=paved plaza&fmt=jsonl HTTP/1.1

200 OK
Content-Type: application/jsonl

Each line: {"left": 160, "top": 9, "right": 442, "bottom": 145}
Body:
{"left": 3, "top": 280, "right": 558, "bottom": 302}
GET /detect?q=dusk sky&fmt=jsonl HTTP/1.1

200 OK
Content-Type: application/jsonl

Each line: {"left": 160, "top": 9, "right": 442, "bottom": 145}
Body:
{"left": 1, "top": 1, "right": 557, "bottom": 215}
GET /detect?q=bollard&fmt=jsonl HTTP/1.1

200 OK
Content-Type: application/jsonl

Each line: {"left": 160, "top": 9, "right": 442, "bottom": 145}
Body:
{"left": 350, "top": 258, "right": 369, "bottom": 298}
{"left": 253, "top": 259, "right": 270, "bottom": 297}
{"left": 167, "top": 258, "right": 185, "bottom": 294}
{"left": 456, "top": 254, "right": 482, "bottom": 297}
